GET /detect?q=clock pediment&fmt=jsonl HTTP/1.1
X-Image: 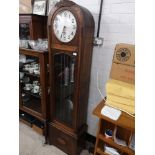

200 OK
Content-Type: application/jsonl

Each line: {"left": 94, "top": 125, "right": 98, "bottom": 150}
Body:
{"left": 56, "top": 0, "right": 75, "bottom": 7}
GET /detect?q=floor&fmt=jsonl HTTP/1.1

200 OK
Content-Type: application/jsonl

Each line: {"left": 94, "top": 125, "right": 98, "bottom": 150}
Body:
{"left": 19, "top": 122, "right": 91, "bottom": 155}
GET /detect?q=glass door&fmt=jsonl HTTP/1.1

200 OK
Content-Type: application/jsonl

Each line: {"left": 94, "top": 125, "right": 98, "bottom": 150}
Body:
{"left": 19, "top": 23, "right": 30, "bottom": 40}
{"left": 53, "top": 52, "right": 77, "bottom": 127}
{"left": 19, "top": 54, "right": 42, "bottom": 114}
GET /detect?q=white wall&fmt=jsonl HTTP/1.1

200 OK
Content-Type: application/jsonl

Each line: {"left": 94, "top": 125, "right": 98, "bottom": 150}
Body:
{"left": 72, "top": 0, "right": 135, "bottom": 136}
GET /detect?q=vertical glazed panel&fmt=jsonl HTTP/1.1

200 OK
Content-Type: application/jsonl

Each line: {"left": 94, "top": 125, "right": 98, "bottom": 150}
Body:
{"left": 19, "top": 23, "right": 30, "bottom": 39}
{"left": 53, "top": 53, "right": 76, "bottom": 127}
{"left": 19, "top": 54, "right": 42, "bottom": 114}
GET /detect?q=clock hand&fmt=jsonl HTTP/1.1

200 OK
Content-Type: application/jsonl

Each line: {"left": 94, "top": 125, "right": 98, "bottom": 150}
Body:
{"left": 56, "top": 15, "right": 65, "bottom": 38}
{"left": 59, "top": 21, "right": 66, "bottom": 38}
{"left": 59, "top": 25, "right": 65, "bottom": 39}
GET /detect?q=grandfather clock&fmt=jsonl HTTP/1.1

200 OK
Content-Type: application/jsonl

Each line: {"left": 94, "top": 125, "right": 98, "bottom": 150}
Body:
{"left": 47, "top": 0, "right": 94, "bottom": 154}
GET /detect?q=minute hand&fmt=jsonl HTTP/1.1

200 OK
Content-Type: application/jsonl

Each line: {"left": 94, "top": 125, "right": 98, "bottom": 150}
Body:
{"left": 58, "top": 17, "right": 65, "bottom": 37}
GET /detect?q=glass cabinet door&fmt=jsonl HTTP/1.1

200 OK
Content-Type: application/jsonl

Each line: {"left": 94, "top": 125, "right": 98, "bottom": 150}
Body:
{"left": 53, "top": 53, "right": 77, "bottom": 127}
{"left": 19, "top": 23, "right": 30, "bottom": 40}
{"left": 19, "top": 54, "right": 42, "bottom": 114}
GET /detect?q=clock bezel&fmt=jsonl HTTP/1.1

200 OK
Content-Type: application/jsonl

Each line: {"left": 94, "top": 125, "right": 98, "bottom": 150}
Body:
{"left": 53, "top": 10, "right": 77, "bottom": 43}
{"left": 50, "top": 7, "right": 80, "bottom": 45}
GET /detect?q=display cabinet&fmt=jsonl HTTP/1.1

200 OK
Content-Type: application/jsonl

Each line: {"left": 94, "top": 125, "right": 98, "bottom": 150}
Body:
{"left": 47, "top": 0, "right": 95, "bottom": 154}
{"left": 19, "top": 14, "right": 47, "bottom": 40}
{"left": 19, "top": 48, "right": 49, "bottom": 142}
{"left": 93, "top": 100, "right": 135, "bottom": 155}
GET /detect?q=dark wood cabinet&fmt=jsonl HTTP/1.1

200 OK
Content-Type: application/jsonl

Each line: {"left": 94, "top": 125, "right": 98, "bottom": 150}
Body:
{"left": 19, "top": 13, "right": 49, "bottom": 142}
{"left": 47, "top": 1, "right": 95, "bottom": 154}
{"left": 19, "top": 48, "right": 49, "bottom": 142}
{"left": 19, "top": 14, "right": 47, "bottom": 40}
{"left": 19, "top": 48, "right": 50, "bottom": 140}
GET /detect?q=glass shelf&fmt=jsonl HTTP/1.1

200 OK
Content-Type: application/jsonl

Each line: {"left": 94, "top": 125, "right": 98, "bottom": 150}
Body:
{"left": 23, "top": 59, "right": 35, "bottom": 64}
{"left": 22, "top": 90, "right": 41, "bottom": 99}
{"left": 19, "top": 61, "right": 36, "bottom": 69}
{"left": 22, "top": 96, "right": 41, "bottom": 114}
{"left": 20, "top": 70, "right": 40, "bottom": 78}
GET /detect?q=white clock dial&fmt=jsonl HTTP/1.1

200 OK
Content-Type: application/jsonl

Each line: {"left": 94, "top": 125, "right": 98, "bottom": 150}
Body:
{"left": 53, "top": 10, "right": 77, "bottom": 43}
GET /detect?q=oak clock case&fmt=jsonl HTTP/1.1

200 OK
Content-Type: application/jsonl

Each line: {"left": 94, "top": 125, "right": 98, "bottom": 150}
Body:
{"left": 48, "top": 1, "right": 95, "bottom": 155}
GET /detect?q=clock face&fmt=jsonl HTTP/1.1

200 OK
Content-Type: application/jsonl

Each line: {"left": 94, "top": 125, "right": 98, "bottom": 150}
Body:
{"left": 53, "top": 10, "right": 77, "bottom": 43}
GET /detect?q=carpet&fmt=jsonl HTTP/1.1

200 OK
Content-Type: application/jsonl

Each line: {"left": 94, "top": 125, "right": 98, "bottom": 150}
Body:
{"left": 19, "top": 122, "right": 91, "bottom": 155}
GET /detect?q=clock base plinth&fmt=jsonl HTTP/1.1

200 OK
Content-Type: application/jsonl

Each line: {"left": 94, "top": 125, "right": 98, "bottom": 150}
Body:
{"left": 48, "top": 122, "right": 87, "bottom": 155}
